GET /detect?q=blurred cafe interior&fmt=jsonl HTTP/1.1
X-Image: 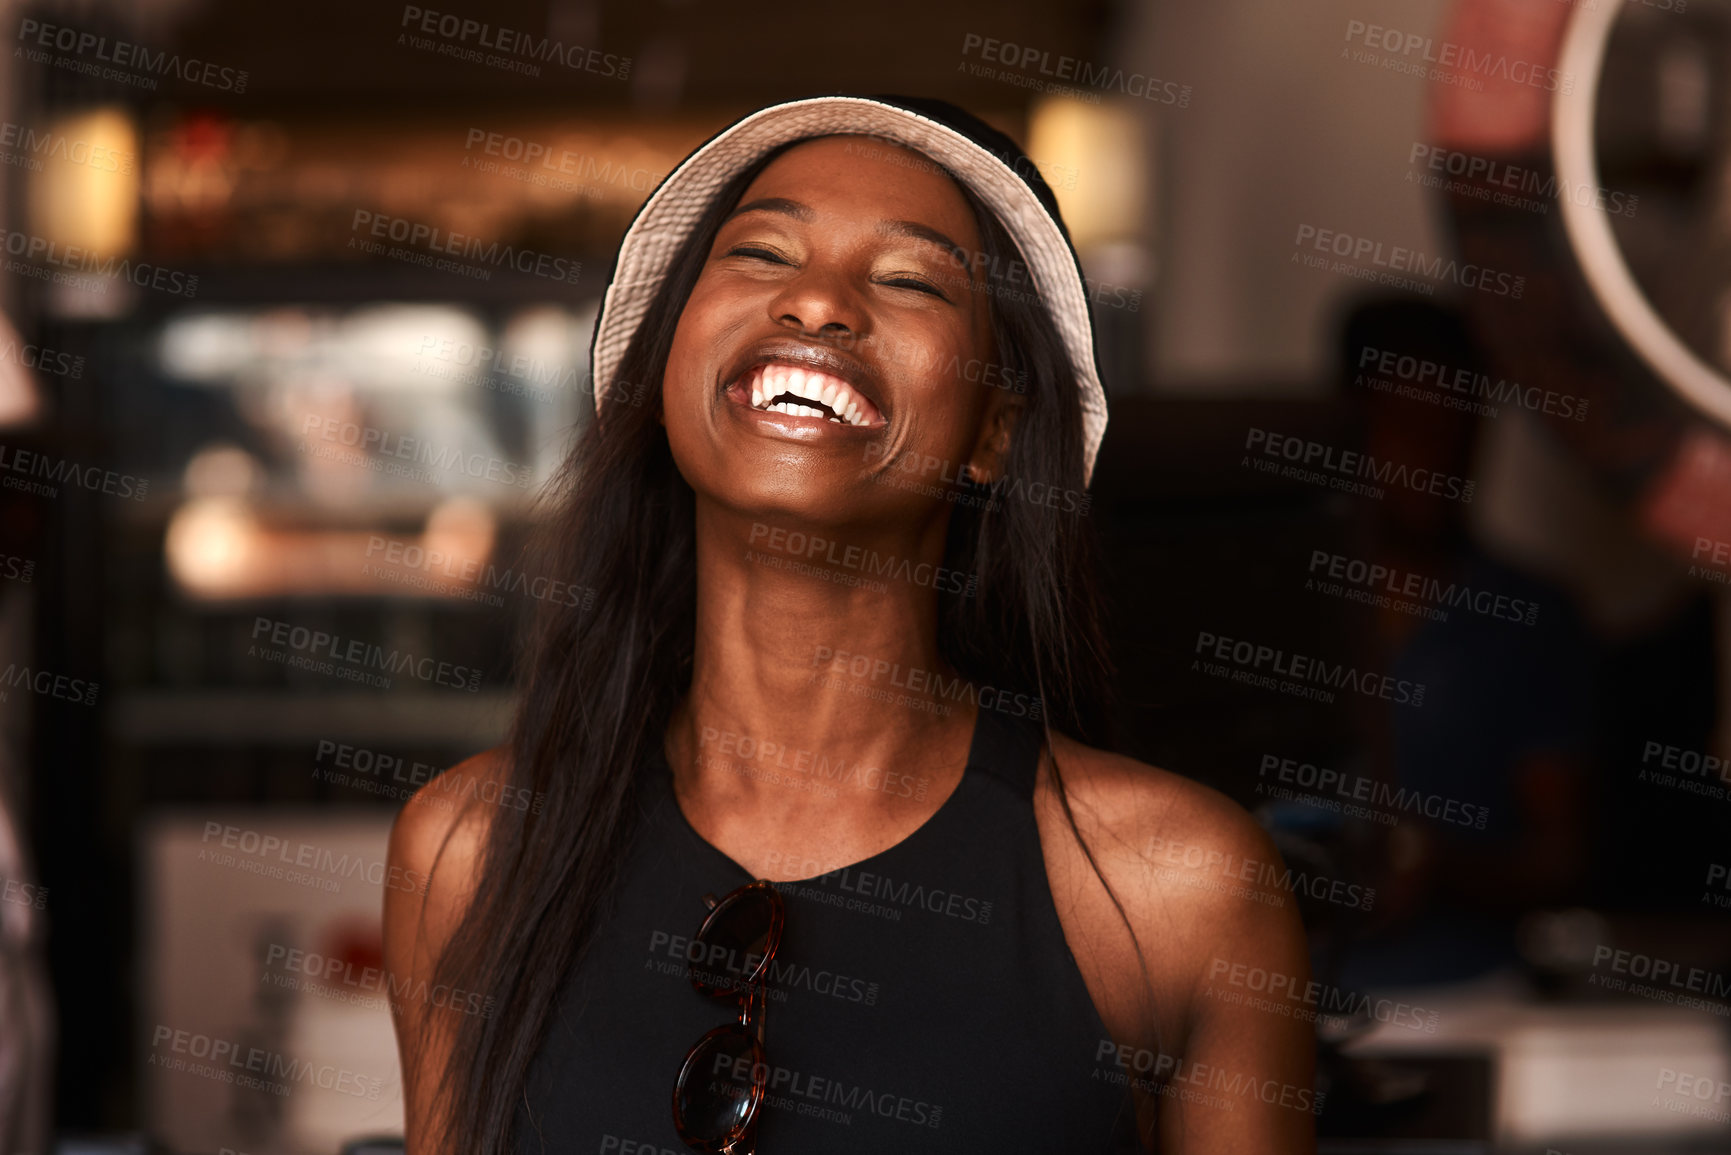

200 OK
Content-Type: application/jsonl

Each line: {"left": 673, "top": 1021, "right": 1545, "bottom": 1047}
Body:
{"left": 3, "top": 0, "right": 1731, "bottom": 1151}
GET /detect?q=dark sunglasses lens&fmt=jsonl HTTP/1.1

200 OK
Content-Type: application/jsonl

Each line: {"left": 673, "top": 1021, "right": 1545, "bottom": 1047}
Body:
{"left": 692, "top": 887, "right": 778, "bottom": 994}
{"left": 675, "top": 1025, "right": 763, "bottom": 1143}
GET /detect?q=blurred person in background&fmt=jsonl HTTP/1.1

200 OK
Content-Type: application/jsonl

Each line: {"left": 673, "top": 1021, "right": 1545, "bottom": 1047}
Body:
{"left": 1344, "top": 0, "right": 1726, "bottom": 978}
{"left": 1339, "top": 298, "right": 1599, "bottom": 983}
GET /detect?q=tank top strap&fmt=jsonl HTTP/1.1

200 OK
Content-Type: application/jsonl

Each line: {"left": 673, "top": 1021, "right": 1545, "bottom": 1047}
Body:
{"left": 964, "top": 702, "right": 1043, "bottom": 801}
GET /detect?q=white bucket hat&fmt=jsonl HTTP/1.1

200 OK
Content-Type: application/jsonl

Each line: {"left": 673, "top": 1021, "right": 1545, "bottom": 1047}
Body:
{"left": 588, "top": 94, "right": 1110, "bottom": 485}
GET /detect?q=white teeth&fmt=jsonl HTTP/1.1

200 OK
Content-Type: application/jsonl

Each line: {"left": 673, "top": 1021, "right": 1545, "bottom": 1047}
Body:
{"left": 744, "top": 362, "right": 875, "bottom": 427}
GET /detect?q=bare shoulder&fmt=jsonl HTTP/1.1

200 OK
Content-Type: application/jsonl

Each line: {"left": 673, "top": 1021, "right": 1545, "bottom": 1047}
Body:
{"left": 1036, "top": 732, "right": 1306, "bottom": 1048}
{"left": 384, "top": 745, "right": 513, "bottom": 969}
{"left": 1042, "top": 730, "right": 1284, "bottom": 894}
{"left": 384, "top": 747, "right": 514, "bottom": 1146}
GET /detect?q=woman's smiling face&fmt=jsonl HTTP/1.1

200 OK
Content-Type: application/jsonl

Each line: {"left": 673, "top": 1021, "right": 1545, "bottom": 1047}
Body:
{"left": 662, "top": 134, "right": 1016, "bottom": 524}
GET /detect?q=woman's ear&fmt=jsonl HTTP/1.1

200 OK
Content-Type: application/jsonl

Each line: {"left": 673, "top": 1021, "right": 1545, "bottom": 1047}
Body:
{"left": 965, "top": 387, "right": 1025, "bottom": 485}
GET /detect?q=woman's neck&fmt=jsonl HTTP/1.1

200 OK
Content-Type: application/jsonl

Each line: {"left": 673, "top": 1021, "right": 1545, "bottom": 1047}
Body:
{"left": 661, "top": 502, "right": 980, "bottom": 871}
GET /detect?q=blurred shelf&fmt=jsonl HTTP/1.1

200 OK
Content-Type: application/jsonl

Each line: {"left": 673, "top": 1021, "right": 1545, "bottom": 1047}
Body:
{"left": 113, "top": 260, "right": 604, "bottom": 312}
{"left": 108, "top": 689, "right": 514, "bottom": 745}
{"left": 1318, "top": 1144, "right": 1487, "bottom": 1154}
{"left": 106, "top": 488, "right": 548, "bottom": 528}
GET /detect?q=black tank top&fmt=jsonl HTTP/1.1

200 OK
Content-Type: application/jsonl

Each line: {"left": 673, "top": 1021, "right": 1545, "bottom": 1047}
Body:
{"left": 513, "top": 703, "right": 1147, "bottom": 1154}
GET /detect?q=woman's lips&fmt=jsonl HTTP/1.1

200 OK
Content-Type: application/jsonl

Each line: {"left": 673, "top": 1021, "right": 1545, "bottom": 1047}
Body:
{"left": 727, "top": 362, "right": 886, "bottom": 428}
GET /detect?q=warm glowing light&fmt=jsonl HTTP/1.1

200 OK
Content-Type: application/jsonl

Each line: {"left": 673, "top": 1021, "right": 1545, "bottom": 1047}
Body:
{"left": 0, "top": 311, "right": 42, "bottom": 429}
{"left": 423, "top": 497, "right": 497, "bottom": 571}
{"left": 1026, "top": 97, "right": 1149, "bottom": 251}
{"left": 28, "top": 107, "right": 139, "bottom": 256}
{"left": 183, "top": 443, "right": 261, "bottom": 498}
{"left": 164, "top": 497, "right": 261, "bottom": 596}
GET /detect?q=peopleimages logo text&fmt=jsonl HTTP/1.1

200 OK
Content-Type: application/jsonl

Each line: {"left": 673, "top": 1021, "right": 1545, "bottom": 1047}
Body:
{"left": 149, "top": 1026, "right": 383, "bottom": 1098}
{"left": 1246, "top": 427, "right": 1474, "bottom": 503}
{"left": 350, "top": 210, "right": 580, "bottom": 284}
{"left": 1408, "top": 144, "right": 1636, "bottom": 218}
{"left": 1098, "top": 1040, "right": 1328, "bottom": 1112}
{"left": 0, "top": 225, "right": 196, "bottom": 297}
{"left": 249, "top": 617, "right": 483, "bottom": 692}
{"left": 399, "top": 6, "right": 630, "bottom": 78}
{"left": 265, "top": 943, "right": 495, "bottom": 1018}
{"left": 748, "top": 524, "right": 977, "bottom": 597}
{"left": 1204, "top": 958, "right": 1441, "bottom": 1034}
{"left": 200, "top": 821, "right": 427, "bottom": 895}
{"left": 1357, "top": 344, "right": 1587, "bottom": 421}
{"left": 961, "top": 34, "right": 1191, "bottom": 106}
{"left": 1196, "top": 630, "right": 1425, "bottom": 706}
{"left": 1144, "top": 833, "right": 1375, "bottom": 912}
{"left": 0, "top": 119, "right": 134, "bottom": 174}
{"left": 1592, "top": 945, "right": 1731, "bottom": 1001}
{"left": 0, "top": 444, "right": 148, "bottom": 501}
{"left": 301, "top": 414, "right": 534, "bottom": 488}
{"left": 1308, "top": 548, "right": 1539, "bottom": 626}
{"left": 1294, "top": 225, "right": 1523, "bottom": 298}
{"left": 0, "top": 663, "right": 98, "bottom": 706}
{"left": 1258, "top": 754, "right": 1489, "bottom": 829}
{"left": 17, "top": 19, "right": 249, "bottom": 91}
{"left": 1344, "top": 20, "right": 1573, "bottom": 94}
{"left": 810, "top": 646, "right": 1043, "bottom": 721}
{"left": 463, "top": 130, "right": 662, "bottom": 192}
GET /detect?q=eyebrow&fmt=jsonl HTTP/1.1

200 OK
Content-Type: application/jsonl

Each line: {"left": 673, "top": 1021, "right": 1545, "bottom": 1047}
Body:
{"left": 726, "top": 197, "right": 813, "bottom": 223}
{"left": 879, "top": 220, "right": 969, "bottom": 267}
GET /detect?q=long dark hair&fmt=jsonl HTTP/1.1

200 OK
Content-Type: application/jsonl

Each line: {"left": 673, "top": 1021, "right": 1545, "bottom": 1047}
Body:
{"left": 421, "top": 133, "right": 1127, "bottom": 1152}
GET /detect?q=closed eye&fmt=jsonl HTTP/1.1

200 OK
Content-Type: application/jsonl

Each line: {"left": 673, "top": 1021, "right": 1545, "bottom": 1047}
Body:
{"left": 723, "top": 243, "right": 951, "bottom": 302}
{"left": 728, "top": 244, "right": 791, "bottom": 264}
{"left": 881, "top": 275, "right": 950, "bottom": 301}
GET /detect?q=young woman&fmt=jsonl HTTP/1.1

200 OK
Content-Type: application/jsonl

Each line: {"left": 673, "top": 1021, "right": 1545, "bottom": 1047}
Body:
{"left": 383, "top": 95, "right": 1315, "bottom": 1155}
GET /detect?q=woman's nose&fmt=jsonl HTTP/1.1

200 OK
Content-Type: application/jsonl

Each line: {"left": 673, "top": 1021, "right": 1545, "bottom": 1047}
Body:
{"left": 768, "top": 263, "right": 867, "bottom": 339}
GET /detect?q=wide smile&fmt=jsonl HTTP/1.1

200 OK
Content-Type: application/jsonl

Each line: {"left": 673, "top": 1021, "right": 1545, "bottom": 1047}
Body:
{"left": 719, "top": 343, "right": 889, "bottom": 439}
{"left": 730, "top": 362, "right": 886, "bottom": 427}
